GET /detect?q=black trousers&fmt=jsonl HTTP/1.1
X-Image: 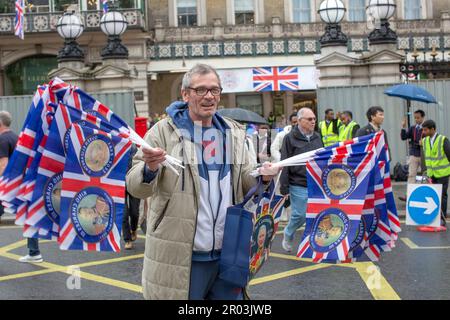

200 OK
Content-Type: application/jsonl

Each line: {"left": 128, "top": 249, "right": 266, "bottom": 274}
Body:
{"left": 432, "top": 175, "right": 449, "bottom": 218}
{"left": 122, "top": 192, "right": 140, "bottom": 241}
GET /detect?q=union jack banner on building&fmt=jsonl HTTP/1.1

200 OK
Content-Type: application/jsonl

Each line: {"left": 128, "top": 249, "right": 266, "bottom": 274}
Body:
{"left": 14, "top": 0, "right": 24, "bottom": 40}
{"left": 58, "top": 123, "right": 131, "bottom": 252}
{"left": 252, "top": 67, "right": 299, "bottom": 92}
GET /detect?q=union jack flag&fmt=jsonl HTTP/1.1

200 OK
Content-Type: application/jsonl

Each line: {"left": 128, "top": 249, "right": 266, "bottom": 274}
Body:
{"left": 296, "top": 133, "right": 381, "bottom": 263}
{"left": 295, "top": 131, "right": 400, "bottom": 263}
{"left": 14, "top": 0, "right": 24, "bottom": 40}
{"left": 252, "top": 66, "right": 299, "bottom": 92}
{"left": 0, "top": 84, "right": 57, "bottom": 218}
{"left": 26, "top": 103, "right": 127, "bottom": 239}
{"left": 58, "top": 123, "right": 131, "bottom": 252}
{"left": 102, "top": 0, "right": 109, "bottom": 13}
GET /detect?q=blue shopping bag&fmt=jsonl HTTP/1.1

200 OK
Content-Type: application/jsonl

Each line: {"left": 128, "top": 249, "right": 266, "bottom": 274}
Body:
{"left": 218, "top": 181, "right": 263, "bottom": 287}
{"left": 219, "top": 177, "right": 285, "bottom": 287}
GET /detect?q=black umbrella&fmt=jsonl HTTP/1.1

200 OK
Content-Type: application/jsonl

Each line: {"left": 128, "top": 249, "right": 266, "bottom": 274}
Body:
{"left": 217, "top": 108, "right": 268, "bottom": 125}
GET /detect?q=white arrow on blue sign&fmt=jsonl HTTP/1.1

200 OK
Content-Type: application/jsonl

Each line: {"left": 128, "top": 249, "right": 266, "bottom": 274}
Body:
{"left": 407, "top": 184, "right": 442, "bottom": 227}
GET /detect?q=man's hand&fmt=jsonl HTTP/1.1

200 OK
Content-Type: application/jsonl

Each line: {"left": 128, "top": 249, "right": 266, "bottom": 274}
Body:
{"left": 142, "top": 147, "right": 166, "bottom": 171}
{"left": 401, "top": 117, "right": 407, "bottom": 129}
{"left": 260, "top": 162, "right": 282, "bottom": 182}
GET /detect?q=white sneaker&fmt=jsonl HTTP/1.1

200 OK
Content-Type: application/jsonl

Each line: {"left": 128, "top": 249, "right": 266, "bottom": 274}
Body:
{"left": 282, "top": 236, "right": 293, "bottom": 253}
{"left": 19, "top": 254, "right": 43, "bottom": 263}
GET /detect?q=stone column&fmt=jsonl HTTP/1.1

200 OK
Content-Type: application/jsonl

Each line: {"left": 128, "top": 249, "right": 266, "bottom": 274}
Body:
{"left": 213, "top": 18, "right": 224, "bottom": 40}
{"left": 271, "top": 17, "right": 282, "bottom": 39}
{"left": 314, "top": 45, "right": 353, "bottom": 87}
{"left": 0, "top": 70, "right": 4, "bottom": 96}
{"left": 262, "top": 92, "right": 272, "bottom": 118}
{"left": 154, "top": 19, "right": 165, "bottom": 42}
{"left": 227, "top": 93, "right": 236, "bottom": 108}
{"left": 285, "top": 91, "right": 294, "bottom": 118}
{"left": 442, "top": 11, "right": 450, "bottom": 33}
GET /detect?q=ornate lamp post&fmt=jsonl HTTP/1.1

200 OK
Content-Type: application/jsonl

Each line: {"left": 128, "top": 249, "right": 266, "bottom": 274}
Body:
{"left": 56, "top": 11, "right": 85, "bottom": 62}
{"left": 367, "top": 0, "right": 397, "bottom": 45}
{"left": 100, "top": 5, "right": 129, "bottom": 59}
{"left": 318, "top": 0, "right": 348, "bottom": 47}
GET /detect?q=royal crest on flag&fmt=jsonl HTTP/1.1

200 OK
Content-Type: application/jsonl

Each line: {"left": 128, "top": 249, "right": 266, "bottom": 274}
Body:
{"left": 27, "top": 103, "right": 127, "bottom": 239}
{"left": 296, "top": 136, "right": 377, "bottom": 263}
{"left": 58, "top": 123, "right": 131, "bottom": 252}
{"left": 252, "top": 66, "right": 299, "bottom": 92}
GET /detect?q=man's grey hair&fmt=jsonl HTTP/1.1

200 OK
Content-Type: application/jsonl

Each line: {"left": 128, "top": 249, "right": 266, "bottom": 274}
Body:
{"left": 181, "top": 64, "right": 221, "bottom": 90}
{"left": 297, "top": 107, "right": 313, "bottom": 119}
{"left": 0, "top": 111, "right": 12, "bottom": 127}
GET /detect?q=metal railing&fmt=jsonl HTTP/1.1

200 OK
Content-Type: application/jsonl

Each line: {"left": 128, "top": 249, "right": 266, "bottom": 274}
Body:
{"left": 0, "top": 9, "right": 145, "bottom": 34}
{"left": 154, "top": 18, "right": 445, "bottom": 43}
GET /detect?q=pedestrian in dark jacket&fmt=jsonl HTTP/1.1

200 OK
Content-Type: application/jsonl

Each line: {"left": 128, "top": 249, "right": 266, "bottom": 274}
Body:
{"left": 280, "top": 107, "right": 323, "bottom": 252}
{"left": 123, "top": 144, "right": 140, "bottom": 250}
{"left": 355, "top": 106, "right": 390, "bottom": 149}
{"left": 400, "top": 110, "right": 425, "bottom": 184}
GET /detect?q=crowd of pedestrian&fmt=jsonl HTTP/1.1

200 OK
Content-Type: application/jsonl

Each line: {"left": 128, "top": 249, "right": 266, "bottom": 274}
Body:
{"left": 1, "top": 63, "right": 449, "bottom": 301}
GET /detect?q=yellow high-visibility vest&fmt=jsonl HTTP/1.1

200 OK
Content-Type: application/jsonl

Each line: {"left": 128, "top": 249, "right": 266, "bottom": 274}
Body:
{"left": 338, "top": 121, "right": 358, "bottom": 142}
{"left": 423, "top": 134, "right": 450, "bottom": 178}
{"left": 319, "top": 120, "right": 339, "bottom": 147}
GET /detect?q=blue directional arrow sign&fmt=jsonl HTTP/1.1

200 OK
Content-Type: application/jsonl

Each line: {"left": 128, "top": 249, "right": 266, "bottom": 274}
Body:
{"left": 407, "top": 185, "right": 441, "bottom": 226}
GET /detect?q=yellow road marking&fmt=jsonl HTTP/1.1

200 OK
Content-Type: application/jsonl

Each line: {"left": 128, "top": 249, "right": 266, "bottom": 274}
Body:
{"left": 400, "top": 237, "right": 419, "bottom": 249}
{"left": 0, "top": 251, "right": 143, "bottom": 293}
{"left": 354, "top": 262, "right": 401, "bottom": 300}
{"left": 249, "top": 264, "right": 331, "bottom": 286}
{"left": 270, "top": 252, "right": 367, "bottom": 269}
{"left": 270, "top": 252, "right": 313, "bottom": 263}
{"left": 76, "top": 254, "right": 144, "bottom": 268}
{"left": 401, "top": 237, "right": 450, "bottom": 250}
{"left": 0, "top": 267, "right": 65, "bottom": 282}
{"left": 137, "top": 235, "right": 146, "bottom": 240}
{"left": 0, "top": 239, "right": 52, "bottom": 254}
{"left": 78, "top": 271, "right": 142, "bottom": 293}
{"left": 0, "top": 225, "right": 22, "bottom": 230}
{"left": 0, "top": 251, "right": 144, "bottom": 282}
{"left": 270, "top": 251, "right": 399, "bottom": 300}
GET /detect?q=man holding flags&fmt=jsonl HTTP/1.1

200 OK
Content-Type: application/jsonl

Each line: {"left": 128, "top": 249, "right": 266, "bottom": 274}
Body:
{"left": 126, "top": 64, "right": 273, "bottom": 300}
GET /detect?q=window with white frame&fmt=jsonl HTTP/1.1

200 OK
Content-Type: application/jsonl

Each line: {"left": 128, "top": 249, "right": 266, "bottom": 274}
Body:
{"left": 348, "top": 0, "right": 366, "bottom": 21}
{"left": 404, "top": 0, "right": 421, "bottom": 19}
{"left": 292, "top": 0, "right": 311, "bottom": 23}
{"left": 177, "top": 0, "right": 197, "bottom": 26}
{"left": 235, "top": 0, "right": 254, "bottom": 25}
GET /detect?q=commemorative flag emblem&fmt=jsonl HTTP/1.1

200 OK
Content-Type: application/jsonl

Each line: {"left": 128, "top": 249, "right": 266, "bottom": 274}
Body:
{"left": 58, "top": 123, "right": 131, "bottom": 251}
{"left": 26, "top": 103, "right": 126, "bottom": 239}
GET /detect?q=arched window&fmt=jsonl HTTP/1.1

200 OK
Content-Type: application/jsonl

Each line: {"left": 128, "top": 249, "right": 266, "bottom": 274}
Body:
{"left": 4, "top": 55, "right": 57, "bottom": 96}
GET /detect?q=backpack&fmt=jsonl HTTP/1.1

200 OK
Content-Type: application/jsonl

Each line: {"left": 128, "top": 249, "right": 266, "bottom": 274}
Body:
{"left": 393, "top": 162, "right": 409, "bottom": 181}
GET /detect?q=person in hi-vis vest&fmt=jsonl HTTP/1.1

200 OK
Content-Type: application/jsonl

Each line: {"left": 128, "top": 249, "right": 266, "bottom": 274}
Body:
{"left": 338, "top": 110, "right": 360, "bottom": 142}
{"left": 319, "top": 108, "right": 340, "bottom": 147}
{"left": 421, "top": 119, "right": 450, "bottom": 223}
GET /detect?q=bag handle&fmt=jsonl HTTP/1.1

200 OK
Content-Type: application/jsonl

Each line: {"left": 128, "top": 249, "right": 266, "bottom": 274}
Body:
{"left": 243, "top": 176, "right": 264, "bottom": 204}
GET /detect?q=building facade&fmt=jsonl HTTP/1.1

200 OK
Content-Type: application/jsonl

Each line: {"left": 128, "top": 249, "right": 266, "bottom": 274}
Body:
{"left": 0, "top": 0, "right": 448, "bottom": 118}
